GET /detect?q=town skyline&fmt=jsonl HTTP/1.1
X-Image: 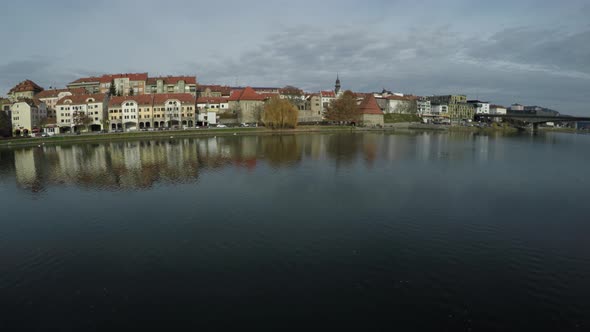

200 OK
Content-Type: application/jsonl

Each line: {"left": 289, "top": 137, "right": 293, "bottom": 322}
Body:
{"left": 1, "top": 0, "right": 589, "bottom": 115}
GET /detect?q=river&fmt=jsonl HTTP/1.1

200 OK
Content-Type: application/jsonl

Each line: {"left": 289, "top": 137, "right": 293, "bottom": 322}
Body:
{"left": 1, "top": 131, "right": 589, "bottom": 330}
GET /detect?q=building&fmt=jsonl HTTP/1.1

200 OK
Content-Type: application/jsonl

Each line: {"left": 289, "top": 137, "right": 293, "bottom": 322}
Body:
{"left": 426, "top": 95, "right": 474, "bottom": 121}
{"left": 36, "top": 88, "right": 88, "bottom": 120}
{"left": 66, "top": 77, "right": 101, "bottom": 94}
{"left": 56, "top": 93, "right": 109, "bottom": 132}
{"left": 376, "top": 95, "right": 418, "bottom": 114}
{"left": 7, "top": 80, "right": 44, "bottom": 101}
{"left": 108, "top": 95, "right": 152, "bottom": 131}
{"left": 152, "top": 93, "right": 196, "bottom": 129}
{"left": 67, "top": 73, "right": 148, "bottom": 96}
{"left": 197, "top": 85, "right": 232, "bottom": 98}
{"left": 228, "top": 87, "right": 266, "bottom": 123}
{"left": 11, "top": 99, "right": 47, "bottom": 136}
{"left": 417, "top": 99, "right": 431, "bottom": 115}
{"left": 146, "top": 76, "right": 197, "bottom": 95}
{"left": 467, "top": 100, "right": 490, "bottom": 114}
{"left": 490, "top": 105, "right": 507, "bottom": 115}
{"left": 359, "top": 94, "right": 384, "bottom": 127}
{"left": 196, "top": 97, "right": 228, "bottom": 126}
{"left": 100, "top": 73, "right": 148, "bottom": 96}
{"left": 431, "top": 104, "right": 449, "bottom": 115}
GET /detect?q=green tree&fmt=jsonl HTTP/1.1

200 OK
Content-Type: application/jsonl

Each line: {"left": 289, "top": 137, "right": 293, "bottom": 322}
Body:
{"left": 129, "top": 87, "right": 134, "bottom": 96}
{"left": 262, "top": 96, "right": 298, "bottom": 129}
{"left": 0, "top": 111, "right": 11, "bottom": 137}
{"left": 325, "top": 90, "right": 360, "bottom": 124}
{"left": 109, "top": 79, "right": 116, "bottom": 96}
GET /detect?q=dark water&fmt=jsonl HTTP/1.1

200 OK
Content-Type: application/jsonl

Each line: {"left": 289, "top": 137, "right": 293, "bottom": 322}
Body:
{"left": 1, "top": 131, "right": 589, "bottom": 331}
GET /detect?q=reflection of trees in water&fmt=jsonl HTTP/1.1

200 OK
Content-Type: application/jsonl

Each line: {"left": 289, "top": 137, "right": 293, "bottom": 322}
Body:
{"left": 260, "top": 135, "right": 301, "bottom": 167}
{"left": 326, "top": 133, "right": 362, "bottom": 165}
{"left": 4, "top": 133, "right": 465, "bottom": 192}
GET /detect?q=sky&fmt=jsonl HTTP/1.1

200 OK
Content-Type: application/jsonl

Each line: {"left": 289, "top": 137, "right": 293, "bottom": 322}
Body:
{"left": 0, "top": 0, "right": 589, "bottom": 114}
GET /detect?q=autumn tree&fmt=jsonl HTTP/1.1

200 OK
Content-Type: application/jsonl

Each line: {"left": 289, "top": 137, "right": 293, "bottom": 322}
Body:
{"left": 73, "top": 111, "right": 92, "bottom": 132}
{"left": 325, "top": 90, "right": 361, "bottom": 124}
{"left": 280, "top": 85, "right": 305, "bottom": 110}
{"left": 262, "top": 96, "right": 298, "bottom": 129}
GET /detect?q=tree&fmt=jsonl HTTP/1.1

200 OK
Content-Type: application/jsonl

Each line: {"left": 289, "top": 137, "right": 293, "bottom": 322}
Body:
{"left": 108, "top": 79, "right": 116, "bottom": 96}
{"left": 129, "top": 87, "right": 134, "bottom": 96}
{"left": 73, "top": 111, "right": 92, "bottom": 132}
{"left": 280, "top": 85, "right": 305, "bottom": 110}
{"left": 0, "top": 111, "right": 11, "bottom": 137}
{"left": 262, "top": 96, "right": 298, "bottom": 129}
{"left": 325, "top": 90, "right": 361, "bottom": 124}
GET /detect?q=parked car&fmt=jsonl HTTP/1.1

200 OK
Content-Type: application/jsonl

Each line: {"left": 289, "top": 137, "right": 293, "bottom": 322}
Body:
{"left": 216, "top": 124, "right": 227, "bottom": 128}
{"left": 240, "top": 123, "right": 250, "bottom": 127}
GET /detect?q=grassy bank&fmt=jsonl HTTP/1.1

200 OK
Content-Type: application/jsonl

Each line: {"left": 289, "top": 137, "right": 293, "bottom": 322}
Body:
{"left": 0, "top": 126, "right": 354, "bottom": 148}
{"left": 384, "top": 113, "right": 421, "bottom": 123}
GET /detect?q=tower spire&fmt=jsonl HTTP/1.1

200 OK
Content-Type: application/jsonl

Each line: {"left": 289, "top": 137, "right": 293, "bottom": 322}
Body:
{"left": 335, "top": 73, "right": 341, "bottom": 95}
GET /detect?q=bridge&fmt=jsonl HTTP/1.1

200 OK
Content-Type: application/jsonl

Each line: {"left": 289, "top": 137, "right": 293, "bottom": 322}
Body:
{"left": 477, "top": 114, "right": 590, "bottom": 132}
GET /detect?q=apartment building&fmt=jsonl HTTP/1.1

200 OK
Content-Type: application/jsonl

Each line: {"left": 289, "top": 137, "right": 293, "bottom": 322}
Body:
{"left": 147, "top": 76, "right": 197, "bottom": 95}
{"left": 7, "top": 80, "right": 44, "bottom": 101}
{"left": 11, "top": 99, "right": 47, "bottom": 136}
{"left": 56, "top": 94, "right": 108, "bottom": 132}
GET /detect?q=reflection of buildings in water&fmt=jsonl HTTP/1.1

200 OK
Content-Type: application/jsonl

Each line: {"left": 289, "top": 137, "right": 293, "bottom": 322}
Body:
{"left": 14, "top": 148, "right": 39, "bottom": 188}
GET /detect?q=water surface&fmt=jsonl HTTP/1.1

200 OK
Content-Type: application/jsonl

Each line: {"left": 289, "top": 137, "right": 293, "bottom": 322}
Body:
{"left": 1, "top": 131, "right": 589, "bottom": 330}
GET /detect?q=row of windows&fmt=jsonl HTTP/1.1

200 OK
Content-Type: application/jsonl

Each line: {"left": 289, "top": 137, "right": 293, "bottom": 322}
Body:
{"left": 59, "top": 105, "right": 99, "bottom": 111}
{"left": 108, "top": 106, "right": 194, "bottom": 113}
{"left": 197, "top": 104, "right": 225, "bottom": 109}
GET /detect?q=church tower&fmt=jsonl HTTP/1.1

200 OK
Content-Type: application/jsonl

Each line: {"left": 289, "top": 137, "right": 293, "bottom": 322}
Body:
{"left": 335, "top": 74, "right": 341, "bottom": 96}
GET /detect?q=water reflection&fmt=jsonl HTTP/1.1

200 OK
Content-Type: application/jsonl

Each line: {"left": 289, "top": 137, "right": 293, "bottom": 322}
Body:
{"left": 0, "top": 131, "right": 579, "bottom": 193}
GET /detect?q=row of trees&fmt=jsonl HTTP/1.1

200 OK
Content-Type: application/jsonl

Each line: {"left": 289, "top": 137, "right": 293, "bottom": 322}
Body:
{"left": 261, "top": 90, "right": 362, "bottom": 129}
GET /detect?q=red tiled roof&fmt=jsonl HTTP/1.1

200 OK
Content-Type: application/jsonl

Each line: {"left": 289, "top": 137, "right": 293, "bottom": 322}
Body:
{"left": 69, "top": 77, "right": 100, "bottom": 85}
{"left": 57, "top": 93, "right": 107, "bottom": 106}
{"left": 320, "top": 91, "right": 336, "bottom": 98}
{"left": 228, "top": 87, "right": 265, "bottom": 101}
{"left": 9, "top": 80, "right": 44, "bottom": 94}
{"left": 152, "top": 93, "right": 195, "bottom": 105}
{"left": 198, "top": 84, "right": 232, "bottom": 95}
{"left": 196, "top": 97, "right": 229, "bottom": 104}
{"left": 36, "top": 88, "right": 88, "bottom": 99}
{"left": 108, "top": 95, "right": 153, "bottom": 107}
{"left": 147, "top": 76, "right": 197, "bottom": 85}
{"left": 359, "top": 94, "right": 383, "bottom": 115}
{"left": 279, "top": 87, "right": 304, "bottom": 95}
{"left": 99, "top": 73, "right": 148, "bottom": 83}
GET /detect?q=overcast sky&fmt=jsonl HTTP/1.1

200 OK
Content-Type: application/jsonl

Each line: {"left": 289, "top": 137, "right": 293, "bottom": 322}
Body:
{"left": 1, "top": 0, "right": 589, "bottom": 114}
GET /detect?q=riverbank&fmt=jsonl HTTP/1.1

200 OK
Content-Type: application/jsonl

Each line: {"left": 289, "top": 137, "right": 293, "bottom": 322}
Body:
{"left": 2, "top": 123, "right": 584, "bottom": 149}
{"left": 0, "top": 126, "right": 356, "bottom": 148}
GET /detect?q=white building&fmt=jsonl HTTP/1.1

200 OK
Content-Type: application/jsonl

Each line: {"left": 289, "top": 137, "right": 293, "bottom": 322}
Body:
{"left": 431, "top": 104, "right": 449, "bottom": 114}
{"left": 11, "top": 99, "right": 47, "bottom": 136}
{"left": 197, "top": 97, "right": 228, "bottom": 125}
{"left": 417, "top": 99, "right": 431, "bottom": 115}
{"left": 490, "top": 105, "right": 507, "bottom": 115}
{"left": 56, "top": 94, "right": 109, "bottom": 132}
{"left": 468, "top": 100, "right": 491, "bottom": 114}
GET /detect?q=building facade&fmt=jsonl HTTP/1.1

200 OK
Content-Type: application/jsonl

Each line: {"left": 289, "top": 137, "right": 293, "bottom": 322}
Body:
{"left": 359, "top": 94, "right": 384, "bottom": 127}
{"left": 11, "top": 99, "right": 47, "bottom": 136}
{"left": 468, "top": 100, "right": 490, "bottom": 114}
{"left": 228, "top": 87, "right": 266, "bottom": 123}
{"left": 56, "top": 94, "right": 108, "bottom": 132}
{"left": 7, "top": 80, "right": 44, "bottom": 101}
{"left": 147, "top": 76, "right": 197, "bottom": 95}
{"left": 426, "top": 95, "right": 474, "bottom": 121}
